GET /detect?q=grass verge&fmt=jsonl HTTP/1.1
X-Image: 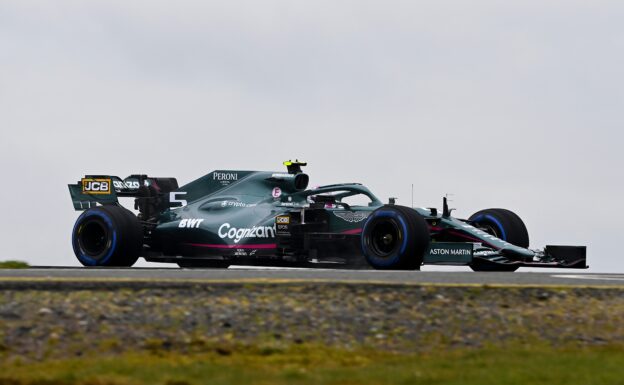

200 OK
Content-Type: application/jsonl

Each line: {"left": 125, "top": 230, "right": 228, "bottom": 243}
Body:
{"left": 0, "top": 260, "right": 29, "bottom": 269}
{"left": 1, "top": 343, "right": 623, "bottom": 385}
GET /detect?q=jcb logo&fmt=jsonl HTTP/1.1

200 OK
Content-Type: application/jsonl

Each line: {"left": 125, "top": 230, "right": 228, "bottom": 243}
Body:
{"left": 82, "top": 178, "right": 111, "bottom": 195}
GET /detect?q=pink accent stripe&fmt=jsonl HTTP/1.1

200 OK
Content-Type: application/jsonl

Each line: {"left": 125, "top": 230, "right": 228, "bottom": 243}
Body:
{"left": 184, "top": 243, "right": 277, "bottom": 249}
{"left": 341, "top": 229, "right": 362, "bottom": 235}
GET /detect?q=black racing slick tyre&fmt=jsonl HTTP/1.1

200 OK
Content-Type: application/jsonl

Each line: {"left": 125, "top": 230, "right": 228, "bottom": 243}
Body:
{"left": 468, "top": 208, "right": 529, "bottom": 272}
{"left": 72, "top": 206, "right": 143, "bottom": 267}
{"left": 468, "top": 208, "right": 529, "bottom": 248}
{"left": 361, "top": 205, "right": 430, "bottom": 270}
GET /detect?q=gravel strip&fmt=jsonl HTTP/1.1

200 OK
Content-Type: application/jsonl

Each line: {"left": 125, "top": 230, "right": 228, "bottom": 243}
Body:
{"left": 1, "top": 282, "right": 623, "bottom": 360}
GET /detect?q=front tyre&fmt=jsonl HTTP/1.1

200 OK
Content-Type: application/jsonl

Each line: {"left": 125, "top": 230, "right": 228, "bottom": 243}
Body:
{"left": 72, "top": 206, "right": 143, "bottom": 267}
{"left": 361, "top": 205, "right": 430, "bottom": 270}
{"left": 468, "top": 208, "right": 528, "bottom": 272}
{"left": 468, "top": 208, "right": 529, "bottom": 248}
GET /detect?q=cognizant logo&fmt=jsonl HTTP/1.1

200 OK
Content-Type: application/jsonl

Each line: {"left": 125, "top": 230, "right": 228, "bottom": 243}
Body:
{"left": 218, "top": 223, "right": 276, "bottom": 243}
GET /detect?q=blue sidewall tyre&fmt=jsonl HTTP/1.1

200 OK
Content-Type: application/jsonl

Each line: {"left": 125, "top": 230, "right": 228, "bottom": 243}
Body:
{"left": 361, "top": 205, "right": 430, "bottom": 270}
{"left": 71, "top": 206, "right": 142, "bottom": 267}
{"left": 72, "top": 209, "right": 118, "bottom": 266}
{"left": 468, "top": 208, "right": 529, "bottom": 248}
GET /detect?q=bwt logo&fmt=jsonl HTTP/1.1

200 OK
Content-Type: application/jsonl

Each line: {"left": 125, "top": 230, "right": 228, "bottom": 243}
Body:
{"left": 179, "top": 219, "right": 204, "bottom": 229}
{"left": 213, "top": 172, "right": 238, "bottom": 181}
{"left": 81, "top": 178, "right": 111, "bottom": 195}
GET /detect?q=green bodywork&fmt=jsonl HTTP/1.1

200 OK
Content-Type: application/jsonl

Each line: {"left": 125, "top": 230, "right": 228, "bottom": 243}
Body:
{"left": 68, "top": 165, "right": 586, "bottom": 269}
{"left": 152, "top": 172, "right": 382, "bottom": 255}
{"left": 70, "top": 170, "right": 386, "bottom": 262}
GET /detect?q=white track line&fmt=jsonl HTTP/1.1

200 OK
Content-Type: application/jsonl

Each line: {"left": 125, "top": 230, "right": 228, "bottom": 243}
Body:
{"left": 551, "top": 274, "right": 624, "bottom": 282}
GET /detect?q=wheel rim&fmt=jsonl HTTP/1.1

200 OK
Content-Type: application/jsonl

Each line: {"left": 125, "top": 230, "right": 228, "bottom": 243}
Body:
{"left": 369, "top": 219, "right": 401, "bottom": 257}
{"left": 78, "top": 219, "right": 111, "bottom": 259}
{"left": 478, "top": 223, "right": 500, "bottom": 238}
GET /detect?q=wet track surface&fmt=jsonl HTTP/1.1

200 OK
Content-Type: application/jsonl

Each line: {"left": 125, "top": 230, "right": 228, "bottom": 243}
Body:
{"left": 0, "top": 267, "right": 623, "bottom": 286}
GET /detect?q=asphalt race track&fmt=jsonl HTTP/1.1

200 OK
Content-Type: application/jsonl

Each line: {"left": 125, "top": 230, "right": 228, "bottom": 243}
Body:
{"left": 0, "top": 267, "right": 623, "bottom": 287}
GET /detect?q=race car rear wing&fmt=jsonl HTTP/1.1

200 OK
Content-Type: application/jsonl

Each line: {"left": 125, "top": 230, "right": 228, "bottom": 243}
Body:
{"left": 68, "top": 175, "right": 178, "bottom": 211}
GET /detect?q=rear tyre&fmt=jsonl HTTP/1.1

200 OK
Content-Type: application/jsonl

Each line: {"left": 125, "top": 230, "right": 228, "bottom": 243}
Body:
{"left": 361, "top": 205, "right": 430, "bottom": 270}
{"left": 468, "top": 208, "right": 528, "bottom": 272}
{"left": 72, "top": 206, "right": 143, "bottom": 267}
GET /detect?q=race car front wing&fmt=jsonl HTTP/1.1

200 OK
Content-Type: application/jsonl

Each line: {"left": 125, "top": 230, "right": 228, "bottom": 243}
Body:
{"left": 426, "top": 243, "right": 587, "bottom": 269}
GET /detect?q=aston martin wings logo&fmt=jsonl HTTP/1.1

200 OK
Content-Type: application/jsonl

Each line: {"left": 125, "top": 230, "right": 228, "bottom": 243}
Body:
{"left": 333, "top": 211, "right": 370, "bottom": 223}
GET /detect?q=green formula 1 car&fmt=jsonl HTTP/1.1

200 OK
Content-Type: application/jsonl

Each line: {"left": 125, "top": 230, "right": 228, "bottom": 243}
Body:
{"left": 68, "top": 161, "right": 587, "bottom": 271}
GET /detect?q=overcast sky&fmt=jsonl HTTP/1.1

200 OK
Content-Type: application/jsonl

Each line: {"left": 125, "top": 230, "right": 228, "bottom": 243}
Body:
{"left": 1, "top": 0, "right": 622, "bottom": 271}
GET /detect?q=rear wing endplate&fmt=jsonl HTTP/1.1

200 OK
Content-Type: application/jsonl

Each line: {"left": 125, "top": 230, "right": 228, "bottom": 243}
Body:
{"left": 69, "top": 175, "right": 179, "bottom": 211}
{"left": 68, "top": 176, "right": 124, "bottom": 210}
